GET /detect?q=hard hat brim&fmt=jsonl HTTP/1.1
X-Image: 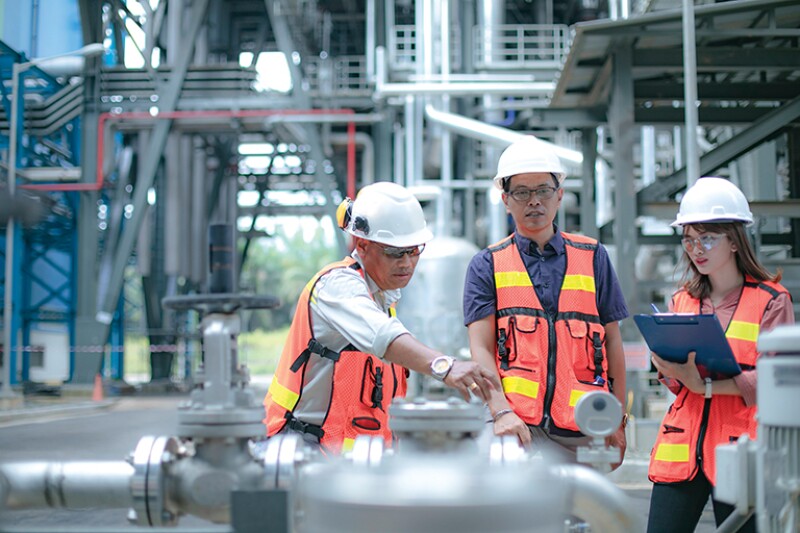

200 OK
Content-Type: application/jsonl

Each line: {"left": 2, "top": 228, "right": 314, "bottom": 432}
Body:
{"left": 670, "top": 214, "right": 754, "bottom": 227}
{"left": 347, "top": 226, "right": 434, "bottom": 248}
{"left": 493, "top": 172, "right": 566, "bottom": 190}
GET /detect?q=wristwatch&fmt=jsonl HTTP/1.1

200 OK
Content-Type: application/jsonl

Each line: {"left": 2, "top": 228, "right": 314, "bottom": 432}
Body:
{"left": 430, "top": 355, "right": 455, "bottom": 382}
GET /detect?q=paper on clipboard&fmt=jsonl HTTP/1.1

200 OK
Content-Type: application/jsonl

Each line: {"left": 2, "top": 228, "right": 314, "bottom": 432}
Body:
{"left": 633, "top": 313, "right": 742, "bottom": 379}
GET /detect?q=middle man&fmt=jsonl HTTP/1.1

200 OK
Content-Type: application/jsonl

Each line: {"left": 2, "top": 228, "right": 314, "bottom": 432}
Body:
{"left": 463, "top": 136, "right": 628, "bottom": 465}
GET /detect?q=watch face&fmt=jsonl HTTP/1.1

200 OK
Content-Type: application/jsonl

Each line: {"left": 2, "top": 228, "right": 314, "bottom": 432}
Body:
{"left": 432, "top": 358, "right": 450, "bottom": 373}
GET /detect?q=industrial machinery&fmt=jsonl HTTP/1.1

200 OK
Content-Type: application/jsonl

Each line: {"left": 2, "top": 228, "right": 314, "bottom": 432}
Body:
{"left": 0, "top": 229, "right": 641, "bottom": 532}
{"left": 714, "top": 324, "right": 800, "bottom": 533}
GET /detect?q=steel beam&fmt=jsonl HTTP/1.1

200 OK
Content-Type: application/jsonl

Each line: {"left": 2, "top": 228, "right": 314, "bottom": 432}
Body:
{"left": 95, "top": 0, "right": 210, "bottom": 340}
{"left": 640, "top": 94, "right": 800, "bottom": 202}
{"left": 264, "top": 0, "right": 348, "bottom": 256}
{"left": 632, "top": 48, "right": 800, "bottom": 71}
{"left": 634, "top": 81, "right": 800, "bottom": 102}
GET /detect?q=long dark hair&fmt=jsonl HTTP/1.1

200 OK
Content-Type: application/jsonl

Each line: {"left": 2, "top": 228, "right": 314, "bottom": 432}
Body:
{"left": 680, "top": 222, "right": 781, "bottom": 300}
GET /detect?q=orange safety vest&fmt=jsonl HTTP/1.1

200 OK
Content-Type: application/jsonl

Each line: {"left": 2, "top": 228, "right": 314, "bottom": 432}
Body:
{"left": 263, "top": 257, "right": 408, "bottom": 453}
{"left": 648, "top": 277, "right": 789, "bottom": 485}
{"left": 490, "top": 233, "right": 610, "bottom": 434}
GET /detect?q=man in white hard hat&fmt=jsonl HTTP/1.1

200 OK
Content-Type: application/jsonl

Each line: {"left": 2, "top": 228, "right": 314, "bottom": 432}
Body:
{"left": 463, "top": 136, "right": 628, "bottom": 467}
{"left": 264, "top": 181, "right": 499, "bottom": 453}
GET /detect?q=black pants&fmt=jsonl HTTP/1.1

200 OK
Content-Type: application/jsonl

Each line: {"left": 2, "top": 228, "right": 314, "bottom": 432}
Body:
{"left": 646, "top": 472, "right": 755, "bottom": 532}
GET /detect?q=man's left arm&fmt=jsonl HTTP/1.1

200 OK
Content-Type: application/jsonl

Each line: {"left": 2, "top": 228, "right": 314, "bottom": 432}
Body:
{"left": 603, "top": 320, "right": 627, "bottom": 469}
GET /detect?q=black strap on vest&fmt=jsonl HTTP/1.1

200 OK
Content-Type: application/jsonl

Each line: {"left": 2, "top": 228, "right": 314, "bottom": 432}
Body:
{"left": 497, "top": 327, "right": 509, "bottom": 370}
{"left": 290, "top": 338, "right": 342, "bottom": 372}
{"left": 361, "top": 358, "right": 384, "bottom": 411}
{"left": 284, "top": 412, "right": 325, "bottom": 440}
{"left": 591, "top": 332, "right": 606, "bottom": 385}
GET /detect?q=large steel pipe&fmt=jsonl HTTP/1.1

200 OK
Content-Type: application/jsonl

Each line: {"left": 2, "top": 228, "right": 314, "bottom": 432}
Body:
{"left": 0, "top": 461, "right": 134, "bottom": 510}
{"left": 555, "top": 464, "right": 643, "bottom": 533}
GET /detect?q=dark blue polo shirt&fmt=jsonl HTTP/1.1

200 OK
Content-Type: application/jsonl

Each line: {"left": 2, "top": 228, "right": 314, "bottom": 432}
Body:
{"left": 463, "top": 227, "right": 629, "bottom": 326}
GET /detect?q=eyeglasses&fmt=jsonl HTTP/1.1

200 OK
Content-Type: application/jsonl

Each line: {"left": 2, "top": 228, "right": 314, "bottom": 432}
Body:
{"left": 508, "top": 186, "right": 558, "bottom": 203}
{"left": 378, "top": 243, "right": 425, "bottom": 259}
{"left": 681, "top": 234, "right": 726, "bottom": 253}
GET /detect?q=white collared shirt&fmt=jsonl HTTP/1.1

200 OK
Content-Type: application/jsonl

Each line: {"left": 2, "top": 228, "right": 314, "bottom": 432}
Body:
{"left": 292, "top": 250, "right": 410, "bottom": 425}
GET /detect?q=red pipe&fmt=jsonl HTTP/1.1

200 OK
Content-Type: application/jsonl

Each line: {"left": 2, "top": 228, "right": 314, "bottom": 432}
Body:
{"left": 22, "top": 108, "right": 358, "bottom": 195}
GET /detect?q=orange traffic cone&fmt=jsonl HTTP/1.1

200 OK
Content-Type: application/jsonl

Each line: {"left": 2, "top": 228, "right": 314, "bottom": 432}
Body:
{"left": 92, "top": 374, "right": 104, "bottom": 402}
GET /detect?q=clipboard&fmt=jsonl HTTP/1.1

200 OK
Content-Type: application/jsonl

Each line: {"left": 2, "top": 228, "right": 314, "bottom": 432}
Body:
{"left": 633, "top": 313, "right": 742, "bottom": 379}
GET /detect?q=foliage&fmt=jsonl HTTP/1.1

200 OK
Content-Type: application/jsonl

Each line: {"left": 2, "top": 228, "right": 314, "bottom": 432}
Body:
{"left": 239, "top": 223, "right": 339, "bottom": 330}
{"left": 124, "top": 327, "right": 289, "bottom": 383}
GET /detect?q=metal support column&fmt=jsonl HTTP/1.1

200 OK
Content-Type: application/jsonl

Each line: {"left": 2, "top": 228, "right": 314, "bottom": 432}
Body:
{"left": 580, "top": 128, "right": 598, "bottom": 239}
{"left": 94, "top": 0, "right": 210, "bottom": 353}
{"left": 609, "top": 44, "right": 639, "bottom": 320}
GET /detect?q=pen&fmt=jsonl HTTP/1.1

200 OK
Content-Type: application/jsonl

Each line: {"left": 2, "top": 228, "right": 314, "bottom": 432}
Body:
{"left": 651, "top": 303, "right": 661, "bottom": 313}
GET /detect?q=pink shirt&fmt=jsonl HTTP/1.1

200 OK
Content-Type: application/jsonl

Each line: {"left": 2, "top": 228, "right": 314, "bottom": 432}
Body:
{"left": 665, "top": 287, "right": 794, "bottom": 405}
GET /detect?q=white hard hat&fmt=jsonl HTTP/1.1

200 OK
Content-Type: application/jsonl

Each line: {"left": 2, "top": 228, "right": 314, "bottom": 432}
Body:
{"left": 492, "top": 136, "right": 567, "bottom": 190}
{"left": 337, "top": 181, "right": 434, "bottom": 247}
{"left": 671, "top": 177, "right": 754, "bottom": 227}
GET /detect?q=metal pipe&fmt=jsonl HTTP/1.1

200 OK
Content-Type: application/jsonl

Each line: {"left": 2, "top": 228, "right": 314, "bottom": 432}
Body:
{"left": 715, "top": 510, "right": 755, "bottom": 533}
{"left": 423, "top": 104, "right": 583, "bottom": 164}
{"left": 329, "top": 132, "right": 375, "bottom": 189}
{"left": 377, "top": 80, "right": 555, "bottom": 97}
{"left": 1, "top": 62, "right": 23, "bottom": 402}
{"left": 0, "top": 461, "right": 135, "bottom": 510}
{"left": 22, "top": 109, "right": 359, "bottom": 192}
{"left": 682, "top": 0, "right": 700, "bottom": 186}
{"left": 554, "top": 464, "right": 643, "bottom": 533}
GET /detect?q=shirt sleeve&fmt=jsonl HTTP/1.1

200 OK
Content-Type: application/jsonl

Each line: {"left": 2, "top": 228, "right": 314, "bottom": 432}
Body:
{"left": 594, "top": 244, "right": 630, "bottom": 325}
{"left": 463, "top": 249, "right": 496, "bottom": 326}
{"left": 311, "top": 268, "right": 409, "bottom": 359}
{"left": 734, "top": 292, "right": 796, "bottom": 407}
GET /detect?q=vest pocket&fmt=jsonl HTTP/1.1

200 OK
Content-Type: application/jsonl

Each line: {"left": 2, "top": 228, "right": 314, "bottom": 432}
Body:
{"left": 499, "top": 315, "right": 544, "bottom": 373}
{"left": 352, "top": 416, "right": 381, "bottom": 431}
{"left": 649, "top": 397, "right": 695, "bottom": 483}
{"left": 565, "top": 320, "right": 607, "bottom": 386}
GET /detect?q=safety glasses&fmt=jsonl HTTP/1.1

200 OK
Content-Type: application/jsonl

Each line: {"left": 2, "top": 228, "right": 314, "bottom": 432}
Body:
{"left": 508, "top": 186, "right": 558, "bottom": 203}
{"left": 377, "top": 243, "right": 425, "bottom": 259}
{"left": 681, "top": 234, "right": 726, "bottom": 254}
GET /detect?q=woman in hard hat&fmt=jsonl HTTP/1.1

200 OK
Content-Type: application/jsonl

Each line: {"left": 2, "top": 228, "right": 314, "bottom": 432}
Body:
{"left": 263, "top": 181, "right": 499, "bottom": 454}
{"left": 646, "top": 177, "right": 794, "bottom": 533}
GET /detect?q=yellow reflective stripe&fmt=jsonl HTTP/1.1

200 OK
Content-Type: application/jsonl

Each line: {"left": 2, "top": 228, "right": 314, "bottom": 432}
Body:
{"left": 562, "top": 274, "right": 596, "bottom": 294}
{"left": 569, "top": 390, "right": 586, "bottom": 407}
{"left": 268, "top": 380, "right": 299, "bottom": 412}
{"left": 389, "top": 307, "right": 396, "bottom": 317}
{"left": 502, "top": 376, "right": 539, "bottom": 399}
{"left": 727, "top": 320, "right": 759, "bottom": 343}
{"left": 495, "top": 271, "right": 533, "bottom": 289}
{"left": 342, "top": 438, "right": 355, "bottom": 453}
{"left": 654, "top": 443, "right": 690, "bottom": 463}
{"left": 306, "top": 276, "right": 320, "bottom": 305}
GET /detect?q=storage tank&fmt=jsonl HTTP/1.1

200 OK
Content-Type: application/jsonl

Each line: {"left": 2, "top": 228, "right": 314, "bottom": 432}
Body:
{"left": 395, "top": 236, "right": 479, "bottom": 361}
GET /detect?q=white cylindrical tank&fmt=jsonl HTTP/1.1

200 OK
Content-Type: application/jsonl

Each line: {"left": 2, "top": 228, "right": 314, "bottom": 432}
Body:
{"left": 396, "top": 236, "right": 479, "bottom": 360}
{"left": 296, "top": 449, "right": 567, "bottom": 533}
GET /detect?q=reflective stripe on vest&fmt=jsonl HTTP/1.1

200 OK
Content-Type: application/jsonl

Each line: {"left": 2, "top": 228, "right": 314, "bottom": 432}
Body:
{"left": 490, "top": 232, "right": 608, "bottom": 433}
{"left": 648, "top": 277, "right": 789, "bottom": 485}
{"left": 263, "top": 257, "right": 407, "bottom": 453}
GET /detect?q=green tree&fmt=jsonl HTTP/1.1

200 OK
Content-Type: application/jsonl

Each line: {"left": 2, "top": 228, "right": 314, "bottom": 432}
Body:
{"left": 240, "top": 222, "right": 338, "bottom": 331}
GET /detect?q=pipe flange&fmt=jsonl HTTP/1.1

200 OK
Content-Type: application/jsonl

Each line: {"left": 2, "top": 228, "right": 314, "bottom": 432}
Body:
{"left": 262, "top": 434, "right": 306, "bottom": 490}
{"left": 349, "top": 435, "right": 384, "bottom": 468}
{"left": 129, "top": 435, "right": 180, "bottom": 527}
